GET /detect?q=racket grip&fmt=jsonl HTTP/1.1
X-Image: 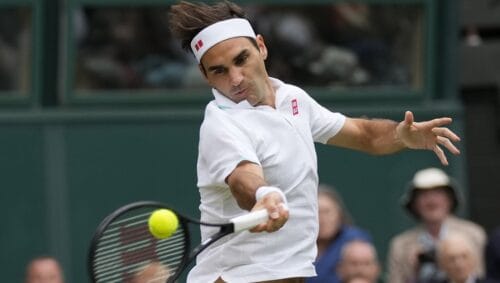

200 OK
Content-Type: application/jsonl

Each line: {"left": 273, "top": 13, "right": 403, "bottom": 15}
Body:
{"left": 231, "top": 209, "right": 269, "bottom": 232}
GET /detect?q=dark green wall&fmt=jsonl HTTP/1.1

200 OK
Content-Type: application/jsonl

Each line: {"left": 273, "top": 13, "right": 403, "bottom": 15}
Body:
{"left": 0, "top": 103, "right": 465, "bottom": 282}
{"left": 1, "top": 111, "right": 204, "bottom": 282}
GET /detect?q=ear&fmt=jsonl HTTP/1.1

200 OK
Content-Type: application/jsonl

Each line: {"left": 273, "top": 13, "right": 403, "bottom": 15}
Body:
{"left": 256, "top": 34, "right": 268, "bottom": 60}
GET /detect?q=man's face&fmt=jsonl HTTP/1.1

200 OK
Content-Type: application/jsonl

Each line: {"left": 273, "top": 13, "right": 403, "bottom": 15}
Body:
{"left": 200, "top": 35, "right": 272, "bottom": 106}
{"left": 132, "top": 262, "right": 170, "bottom": 283}
{"left": 438, "top": 239, "right": 477, "bottom": 283}
{"left": 414, "top": 188, "right": 451, "bottom": 223}
{"left": 26, "top": 259, "right": 64, "bottom": 283}
{"left": 338, "top": 242, "right": 380, "bottom": 283}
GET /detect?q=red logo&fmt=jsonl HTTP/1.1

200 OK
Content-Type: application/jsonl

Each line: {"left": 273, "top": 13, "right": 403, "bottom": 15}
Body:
{"left": 195, "top": 39, "right": 204, "bottom": 51}
{"left": 292, "top": 99, "right": 299, "bottom": 115}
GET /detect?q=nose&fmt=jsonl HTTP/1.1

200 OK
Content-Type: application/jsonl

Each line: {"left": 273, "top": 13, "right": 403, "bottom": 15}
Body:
{"left": 229, "top": 67, "right": 243, "bottom": 87}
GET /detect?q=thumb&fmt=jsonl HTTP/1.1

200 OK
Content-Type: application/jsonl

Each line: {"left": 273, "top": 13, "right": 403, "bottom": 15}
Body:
{"left": 404, "top": 111, "right": 414, "bottom": 126}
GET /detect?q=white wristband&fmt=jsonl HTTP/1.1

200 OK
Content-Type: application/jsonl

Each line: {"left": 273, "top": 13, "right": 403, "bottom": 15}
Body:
{"left": 255, "top": 186, "right": 288, "bottom": 210}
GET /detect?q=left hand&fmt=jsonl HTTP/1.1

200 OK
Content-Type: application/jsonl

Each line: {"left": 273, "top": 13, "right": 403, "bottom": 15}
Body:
{"left": 396, "top": 111, "right": 461, "bottom": 165}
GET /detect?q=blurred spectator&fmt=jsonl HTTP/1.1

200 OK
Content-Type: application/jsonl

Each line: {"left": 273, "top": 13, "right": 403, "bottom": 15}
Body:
{"left": 486, "top": 227, "right": 500, "bottom": 281}
{"left": 432, "top": 234, "right": 499, "bottom": 283}
{"left": 74, "top": 3, "right": 421, "bottom": 91}
{"left": 345, "top": 277, "right": 374, "bottom": 283}
{"left": 337, "top": 240, "right": 381, "bottom": 283}
{"left": 249, "top": 7, "right": 368, "bottom": 87}
{"left": 24, "top": 256, "right": 64, "bottom": 283}
{"left": 75, "top": 7, "right": 203, "bottom": 90}
{"left": 307, "top": 184, "right": 372, "bottom": 283}
{"left": 0, "top": 8, "right": 31, "bottom": 92}
{"left": 245, "top": 3, "right": 423, "bottom": 88}
{"left": 464, "top": 26, "right": 482, "bottom": 46}
{"left": 387, "top": 168, "right": 486, "bottom": 283}
{"left": 130, "top": 261, "right": 171, "bottom": 283}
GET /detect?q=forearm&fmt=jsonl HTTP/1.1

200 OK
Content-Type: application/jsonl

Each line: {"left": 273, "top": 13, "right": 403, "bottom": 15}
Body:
{"left": 226, "top": 161, "right": 267, "bottom": 211}
{"left": 328, "top": 118, "right": 407, "bottom": 155}
{"left": 362, "top": 118, "right": 407, "bottom": 155}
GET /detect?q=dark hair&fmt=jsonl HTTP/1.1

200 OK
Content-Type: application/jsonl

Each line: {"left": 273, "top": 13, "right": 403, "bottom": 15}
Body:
{"left": 168, "top": 0, "right": 247, "bottom": 52}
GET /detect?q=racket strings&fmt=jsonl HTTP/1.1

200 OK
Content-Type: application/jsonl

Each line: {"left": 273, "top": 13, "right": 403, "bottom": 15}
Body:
{"left": 92, "top": 210, "right": 187, "bottom": 283}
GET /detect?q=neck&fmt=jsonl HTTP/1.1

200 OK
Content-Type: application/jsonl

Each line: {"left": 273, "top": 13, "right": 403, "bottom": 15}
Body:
{"left": 424, "top": 220, "right": 444, "bottom": 238}
{"left": 262, "top": 77, "right": 276, "bottom": 108}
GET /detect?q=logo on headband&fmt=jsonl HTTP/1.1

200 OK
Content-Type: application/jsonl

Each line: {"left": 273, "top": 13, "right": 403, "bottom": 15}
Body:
{"left": 190, "top": 18, "right": 256, "bottom": 62}
{"left": 194, "top": 40, "right": 204, "bottom": 51}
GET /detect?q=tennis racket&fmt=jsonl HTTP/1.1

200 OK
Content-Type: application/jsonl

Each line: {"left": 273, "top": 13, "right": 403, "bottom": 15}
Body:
{"left": 88, "top": 200, "right": 269, "bottom": 283}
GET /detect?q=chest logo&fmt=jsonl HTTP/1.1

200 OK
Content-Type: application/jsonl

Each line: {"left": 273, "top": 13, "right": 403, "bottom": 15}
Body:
{"left": 291, "top": 98, "right": 299, "bottom": 115}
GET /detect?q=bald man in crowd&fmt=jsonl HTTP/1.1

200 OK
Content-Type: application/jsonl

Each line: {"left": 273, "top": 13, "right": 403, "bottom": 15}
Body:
{"left": 433, "top": 234, "right": 500, "bottom": 283}
{"left": 24, "top": 256, "right": 64, "bottom": 283}
{"left": 337, "top": 240, "right": 381, "bottom": 283}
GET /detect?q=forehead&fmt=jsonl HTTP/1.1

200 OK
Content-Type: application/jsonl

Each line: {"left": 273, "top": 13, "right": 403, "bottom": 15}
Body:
{"left": 201, "top": 37, "right": 255, "bottom": 65}
{"left": 29, "top": 259, "right": 61, "bottom": 273}
{"left": 415, "top": 188, "right": 449, "bottom": 198}
{"left": 444, "top": 246, "right": 471, "bottom": 256}
{"left": 345, "top": 243, "right": 375, "bottom": 258}
{"left": 319, "top": 194, "right": 338, "bottom": 208}
{"left": 441, "top": 237, "right": 473, "bottom": 256}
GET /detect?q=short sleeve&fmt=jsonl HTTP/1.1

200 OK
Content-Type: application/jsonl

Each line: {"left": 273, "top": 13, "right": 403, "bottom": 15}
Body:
{"left": 301, "top": 91, "right": 346, "bottom": 144}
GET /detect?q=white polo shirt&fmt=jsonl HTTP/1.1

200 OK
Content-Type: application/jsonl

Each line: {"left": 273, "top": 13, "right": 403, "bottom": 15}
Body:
{"left": 187, "top": 78, "right": 345, "bottom": 283}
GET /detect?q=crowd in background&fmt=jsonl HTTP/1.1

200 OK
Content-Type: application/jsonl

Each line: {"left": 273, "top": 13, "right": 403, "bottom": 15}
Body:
{"left": 72, "top": 3, "right": 421, "bottom": 91}
{"left": 0, "top": 3, "right": 423, "bottom": 92}
{"left": 26, "top": 167, "right": 500, "bottom": 283}
{"left": 309, "top": 167, "right": 500, "bottom": 283}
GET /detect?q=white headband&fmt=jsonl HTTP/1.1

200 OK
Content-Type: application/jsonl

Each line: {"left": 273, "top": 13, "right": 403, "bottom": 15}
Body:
{"left": 190, "top": 18, "right": 256, "bottom": 62}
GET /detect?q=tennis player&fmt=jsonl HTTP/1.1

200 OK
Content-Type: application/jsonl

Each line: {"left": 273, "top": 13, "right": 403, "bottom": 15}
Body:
{"left": 168, "top": 1, "right": 461, "bottom": 282}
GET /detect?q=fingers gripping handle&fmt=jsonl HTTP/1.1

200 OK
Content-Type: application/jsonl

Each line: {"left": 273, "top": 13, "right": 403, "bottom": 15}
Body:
{"left": 230, "top": 210, "right": 269, "bottom": 232}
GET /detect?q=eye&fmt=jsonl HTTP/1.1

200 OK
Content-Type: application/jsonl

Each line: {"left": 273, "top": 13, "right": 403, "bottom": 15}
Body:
{"left": 235, "top": 53, "right": 249, "bottom": 66}
{"left": 212, "top": 67, "right": 226, "bottom": 75}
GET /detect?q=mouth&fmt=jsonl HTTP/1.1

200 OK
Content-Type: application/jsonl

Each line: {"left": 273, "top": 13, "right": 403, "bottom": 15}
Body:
{"left": 232, "top": 88, "right": 248, "bottom": 97}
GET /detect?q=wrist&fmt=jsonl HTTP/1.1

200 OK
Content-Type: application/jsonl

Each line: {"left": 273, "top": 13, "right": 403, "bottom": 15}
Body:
{"left": 394, "top": 122, "right": 408, "bottom": 150}
{"left": 256, "top": 186, "right": 288, "bottom": 209}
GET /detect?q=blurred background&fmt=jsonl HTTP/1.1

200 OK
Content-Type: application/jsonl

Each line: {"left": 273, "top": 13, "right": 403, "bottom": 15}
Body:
{"left": 0, "top": 0, "right": 499, "bottom": 282}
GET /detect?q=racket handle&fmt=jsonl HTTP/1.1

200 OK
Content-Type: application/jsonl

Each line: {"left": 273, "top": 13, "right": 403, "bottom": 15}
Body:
{"left": 231, "top": 209, "right": 269, "bottom": 232}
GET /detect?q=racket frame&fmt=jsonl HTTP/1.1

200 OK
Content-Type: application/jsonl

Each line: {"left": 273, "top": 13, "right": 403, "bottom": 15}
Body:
{"left": 87, "top": 200, "right": 238, "bottom": 283}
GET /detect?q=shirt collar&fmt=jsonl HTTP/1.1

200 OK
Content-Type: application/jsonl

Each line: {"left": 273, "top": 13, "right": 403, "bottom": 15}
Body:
{"left": 211, "top": 77, "right": 284, "bottom": 110}
{"left": 418, "top": 221, "right": 449, "bottom": 249}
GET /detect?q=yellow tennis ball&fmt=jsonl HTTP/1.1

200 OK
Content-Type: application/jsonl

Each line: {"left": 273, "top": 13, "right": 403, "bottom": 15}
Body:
{"left": 148, "top": 209, "right": 179, "bottom": 239}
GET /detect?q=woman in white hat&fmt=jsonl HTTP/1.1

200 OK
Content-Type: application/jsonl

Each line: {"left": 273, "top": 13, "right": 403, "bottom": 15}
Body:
{"left": 386, "top": 168, "right": 486, "bottom": 283}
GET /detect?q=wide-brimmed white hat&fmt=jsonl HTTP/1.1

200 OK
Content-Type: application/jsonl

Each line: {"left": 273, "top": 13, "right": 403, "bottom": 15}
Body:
{"left": 401, "top": 167, "right": 460, "bottom": 219}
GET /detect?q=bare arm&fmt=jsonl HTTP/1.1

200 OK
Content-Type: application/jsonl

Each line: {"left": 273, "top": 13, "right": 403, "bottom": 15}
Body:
{"left": 226, "top": 161, "right": 267, "bottom": 210}
{"left": 226, "top": 161, "right": 289, "bottom": 232}
{"left": 327, "top": 117, "right": 405, "bottom": 155}
{"left": 328, "top": 111, "right": 461, "bottom": 165}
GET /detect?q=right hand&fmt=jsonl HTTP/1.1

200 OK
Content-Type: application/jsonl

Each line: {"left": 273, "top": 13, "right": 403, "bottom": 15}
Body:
{"left": 250, "top": 191, "right": 289, "bottom": 233}
{"left": 396, "top": 111, "right": 461, "bottom": 165}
